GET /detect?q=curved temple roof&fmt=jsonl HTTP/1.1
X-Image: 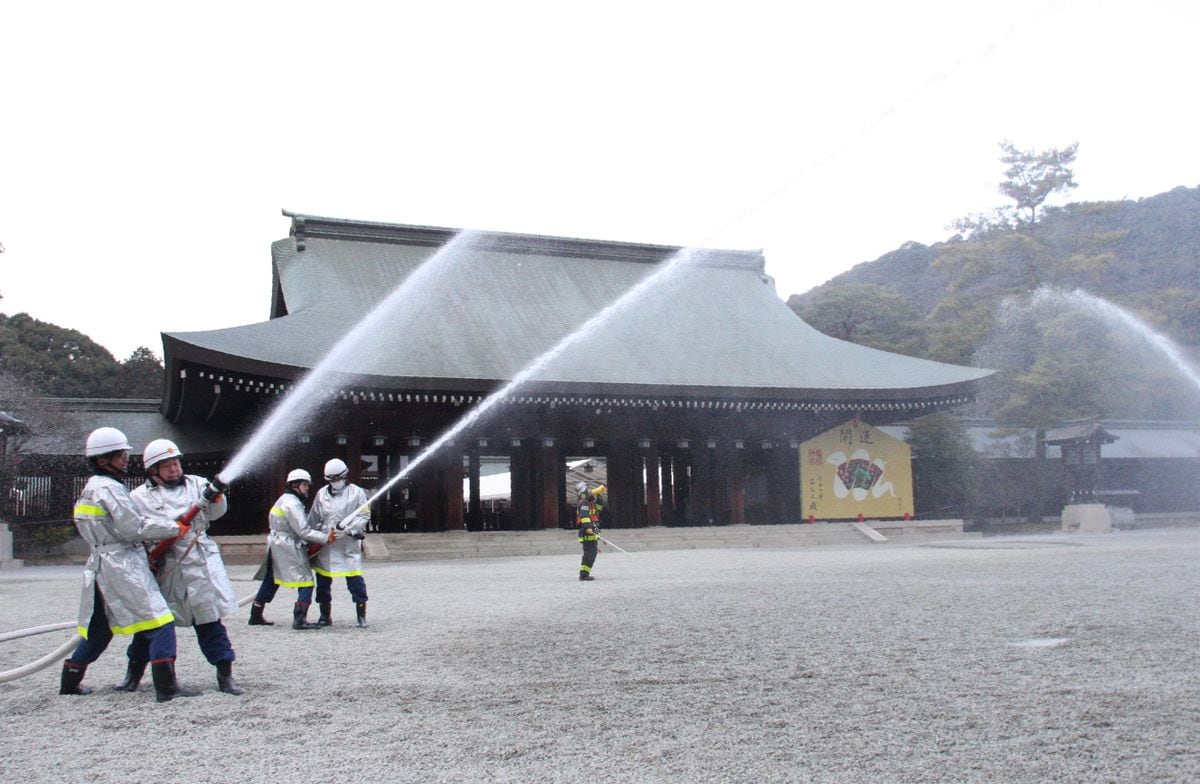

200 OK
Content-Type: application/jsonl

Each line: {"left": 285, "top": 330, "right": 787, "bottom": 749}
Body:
{"left": 164, "top": 214, "right": 991, "bottom": 409}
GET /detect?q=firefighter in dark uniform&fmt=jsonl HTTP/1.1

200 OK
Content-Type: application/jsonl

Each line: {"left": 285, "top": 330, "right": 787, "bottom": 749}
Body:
{"left": 576, "top": 481, "right": 599, "bottom": 581}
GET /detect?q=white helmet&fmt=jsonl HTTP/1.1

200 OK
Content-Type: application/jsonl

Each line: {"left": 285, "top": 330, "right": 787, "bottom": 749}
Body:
{"left": 324, "top": 458, "right": 349, "bottom": 481}
{"left": 575, "top": 481, "right": 588, "bottom": 495}
{"left": 286, "top": 468, "right": 312, "bottom": 484}
{"left": 143, "top": 438, "right": 183, "bottom": 469}
{"left": 85, "top": 427, "right": 132, "bottom": 458}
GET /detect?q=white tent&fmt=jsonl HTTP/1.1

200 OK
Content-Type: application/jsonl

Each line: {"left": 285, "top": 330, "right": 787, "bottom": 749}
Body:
{"left": 464, "top": 458, "right": 605, "bottom": 502}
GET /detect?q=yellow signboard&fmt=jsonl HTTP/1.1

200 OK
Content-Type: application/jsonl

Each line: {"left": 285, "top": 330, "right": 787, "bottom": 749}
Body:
{"left": 800, "top": 418, "right": 913, "bottom": 520}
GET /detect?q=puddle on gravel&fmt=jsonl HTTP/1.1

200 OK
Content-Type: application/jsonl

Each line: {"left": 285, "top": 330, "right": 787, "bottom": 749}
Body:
{"left": 923, "top": 540, "right": 1083, "bottom": 550}
{"left": 1010, "top": 637, "right": 1071, "bottom": 648}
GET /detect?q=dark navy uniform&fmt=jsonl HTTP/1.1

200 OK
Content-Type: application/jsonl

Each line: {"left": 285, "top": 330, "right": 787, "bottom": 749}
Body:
{"left": 577, "top": 493, "right": 599, "bottom": 580}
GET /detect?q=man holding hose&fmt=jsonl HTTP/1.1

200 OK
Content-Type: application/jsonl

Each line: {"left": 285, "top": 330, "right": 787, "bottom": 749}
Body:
{"left": 129, "top": 438, "right": 243, "bottom": 695}
{"left": 248, "top": 468, "right": 336, "bottom": 630}
{"left": 309, "top": 458, "right": 372, "bottom": 628}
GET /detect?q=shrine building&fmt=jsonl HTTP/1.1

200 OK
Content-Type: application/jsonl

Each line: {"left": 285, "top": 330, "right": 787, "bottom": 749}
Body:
{"left": 158, "top": 212, "right": 991, "bottom": 533}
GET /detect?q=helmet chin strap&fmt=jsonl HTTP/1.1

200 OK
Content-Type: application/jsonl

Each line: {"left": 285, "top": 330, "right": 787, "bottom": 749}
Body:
{"left": 149, "top": 468, "right": 185, "bottom": 488}
{"left": 95, "top": 461, "right": 125, "bottom": 479}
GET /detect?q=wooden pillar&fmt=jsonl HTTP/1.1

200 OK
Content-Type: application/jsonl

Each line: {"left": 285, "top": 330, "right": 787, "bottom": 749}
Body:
{"left": 729, "top": 449, "right": 746, "bottom": 526}
{"left": 644, "top": 447, "right": 661, "bottom": 526}
{"left": 555, "top": 450, "right": 569, "bottom": 528}
{"left": 630, "top": 451, "right": 646, "bottom": 527}
{"left": 766, "top": 447, "right": 793, "bottom": 524}
{"left": 673, "top": 453, "right": 691, "bottom": 525}
{"left": 510, "top": 443, "right": 532, "bottom": 530}
{"left": 291, "top": 438, "right": 320, "bottom": 486}
{"left": 708, "top": 446, "right": 729, "bottom": 525}
{"left": 660, "top": 454, "right": 675, "bottom": 526}
{"left": 347, "top": 441, "right": 363, "bottom": 500}
{"left": 388, "top": 445, "right": 409, "bottom": 532}
{"left": 691, "top": 446, "right": 714, "bottom": 525}
{"left": 537, "top": 446, "right": 561, "bottom": 528}
{"left": 416, "top": 457, "right": 440, "bottom": 532}
{"left": 467, "top": 450, "right": 482, "bottom": 531}
{"left": 609, "top": 442, "right": 638, "bottom": 528}
{"left": 445, "top": 451, "right": 464, "bottom": 531}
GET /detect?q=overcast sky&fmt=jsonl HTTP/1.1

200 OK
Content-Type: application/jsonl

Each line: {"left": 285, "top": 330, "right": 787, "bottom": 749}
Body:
{"left": 2, "top": 1, "right": 1198, "bottom": 361}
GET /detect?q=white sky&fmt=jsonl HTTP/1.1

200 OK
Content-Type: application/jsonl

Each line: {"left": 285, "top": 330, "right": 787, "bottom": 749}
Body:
{"left": 2, "top": 0, "right": 1198, "bottom": 361}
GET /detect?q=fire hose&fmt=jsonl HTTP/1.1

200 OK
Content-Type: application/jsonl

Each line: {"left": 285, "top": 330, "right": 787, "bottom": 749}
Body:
{"left": 597, "top": 534, "right": 637, "bottom": 558}
{"left": 0, "top": 600, "right": 260, "bottom": 685}
{"left": 0, "top": 633, "right": 81, "bottom": 684}
{"left": 147, "top": 479, "right": 228, "bottom": 572}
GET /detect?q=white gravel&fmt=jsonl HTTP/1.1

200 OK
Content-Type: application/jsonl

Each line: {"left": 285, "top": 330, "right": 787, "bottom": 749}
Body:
{"left": 2, "top": 529, "right": 1198, "bottom": 783}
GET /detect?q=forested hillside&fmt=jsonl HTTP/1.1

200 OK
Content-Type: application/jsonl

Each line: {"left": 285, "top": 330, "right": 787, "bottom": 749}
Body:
{"left": 0, "top": 313, "right": 163, "bottom": 399}
{"left": 789, "top": 185, "right": 1200, "bottom": 426}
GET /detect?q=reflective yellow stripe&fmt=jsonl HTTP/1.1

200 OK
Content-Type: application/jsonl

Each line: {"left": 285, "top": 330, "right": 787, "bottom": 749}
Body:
{"left": 314, "top": 567, "right": 364, "bottom": 578}
{"left": 110, "top": 611, "right": 174, "bottom": 636}
{"left": 76, "top": 625, "right": 89, "bottom": 639}
{"left": 580, "top": 564, "right": 592, "bottom": 573}
{"left": 270, "top": 507, "right": 286, "bottom": 517}
{"left": 274, "top": 578, "right": 315, "bottom": 588}
{"left": 74, "top": 503, "right": 105, "bottom": 518}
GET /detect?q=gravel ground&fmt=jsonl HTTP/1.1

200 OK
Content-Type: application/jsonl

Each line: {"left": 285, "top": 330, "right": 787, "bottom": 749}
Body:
{"left": 1, "top": 528, "right": 1198, "bottom": 783}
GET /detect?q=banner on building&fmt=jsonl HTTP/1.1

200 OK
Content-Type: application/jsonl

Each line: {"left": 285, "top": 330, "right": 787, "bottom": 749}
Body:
{"left": 800, "top": 418, "right": 913, "bottom": 520}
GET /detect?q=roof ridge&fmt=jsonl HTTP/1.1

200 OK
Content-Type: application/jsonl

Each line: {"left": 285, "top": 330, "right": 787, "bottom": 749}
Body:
{"left": 282, "top": 210, "right": 764, "bottom": 268}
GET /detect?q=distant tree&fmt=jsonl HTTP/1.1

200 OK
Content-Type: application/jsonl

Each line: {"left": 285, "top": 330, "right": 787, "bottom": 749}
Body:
{"left": 950, "top": 141, "right": 1079, "bottom": 237}
{"left": 0, "top": 313, "right": 121, "bottom": 397}
{"left": 116, "top": 346, "right": 165, "bottom": 399}
{"left": 0, "top": 371, "right": 85, "bottom": 515}
{"left": 948, "top": 206, "right": 1019, "bottom": 239}
{"left": 791, "top": 283, "right": 927, "bottom": 355}
{"left": 924, "top": 296, "right": 997, "bottom": 366}
{"left": 905, "top": 413, "right": 977, "bottom": 518}
{"left": 998, "top": 140, "right": 1079, "bottom": 226}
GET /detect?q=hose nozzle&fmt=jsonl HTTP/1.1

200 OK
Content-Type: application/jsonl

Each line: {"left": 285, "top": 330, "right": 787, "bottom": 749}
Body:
{"left": 202, "top": 477, "right": 229, "bottom": 503}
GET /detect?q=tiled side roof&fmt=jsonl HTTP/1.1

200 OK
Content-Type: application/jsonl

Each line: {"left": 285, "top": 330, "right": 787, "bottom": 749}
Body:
{"left": 21, "top": 399, "right": 235, "bottom": 456}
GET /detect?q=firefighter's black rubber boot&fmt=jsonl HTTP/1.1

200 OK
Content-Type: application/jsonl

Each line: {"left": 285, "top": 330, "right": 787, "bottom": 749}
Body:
{"left": 292, "top": 601, "right": 320, "bottom": 630}
{"left": 59, "top": 662, "right": 93, "bottom": 695}
{"left": 249, "top": 601, "right": 274, "bottom": 626}
{"left": 112, "top": 659, "right": 147, "bottom": 692}
{"left": 151, "top": 660, "right": 200, "bottom": 703}
{"left": 216, "top": 660, "right": 244, "bottom": 696}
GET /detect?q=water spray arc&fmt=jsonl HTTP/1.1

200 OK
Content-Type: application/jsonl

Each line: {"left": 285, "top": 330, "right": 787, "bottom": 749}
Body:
{"left": 1032, "top": 287, "right": 1200, "bottom": 394}
{"left": 333, "top": 246, "right": 707, "bottom": 529}
{"left": 216, "top": 231, "right": 478, "bottom": 487}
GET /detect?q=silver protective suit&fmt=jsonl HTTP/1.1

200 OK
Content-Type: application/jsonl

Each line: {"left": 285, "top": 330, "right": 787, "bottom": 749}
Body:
{"left": 309, "top": 483, "right": 371, "bottom": 578}
{"left": 72, "top": 475, "right": 179, "bottom": 637}
{"left": 130, "top": 475, "right": 237, "bottom": 626}
{"left": 266, "top": 492, "right": 327, "bottom": 587}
